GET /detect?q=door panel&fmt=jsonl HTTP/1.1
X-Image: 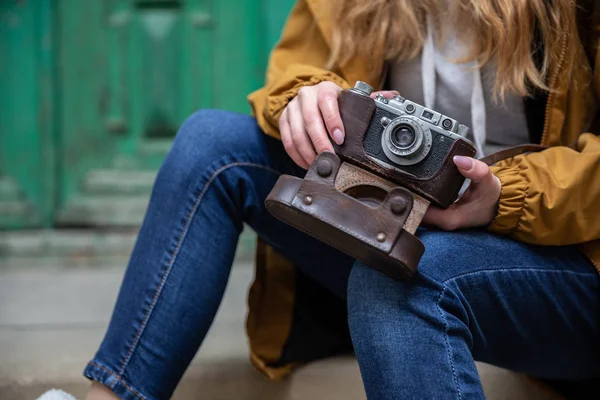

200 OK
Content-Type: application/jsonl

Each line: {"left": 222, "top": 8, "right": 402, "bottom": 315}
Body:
{"left": 55, "top": 0, "right": 295, "bottom": 226}
{"left": 0, "top": 0, "right": 56, "bottom": 229}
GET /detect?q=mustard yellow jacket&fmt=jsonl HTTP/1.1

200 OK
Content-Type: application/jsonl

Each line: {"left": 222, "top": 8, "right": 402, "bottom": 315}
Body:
{"left": 244, "top": 0, "right": 600, "bottom": 380}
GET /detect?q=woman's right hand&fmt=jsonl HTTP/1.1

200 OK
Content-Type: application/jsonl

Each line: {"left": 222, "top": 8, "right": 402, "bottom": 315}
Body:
{"left": 279, "top": 81, "right": 401, "bottom": 169}
{"left": 279, "top": 81, "right": 345, "bottom": 169}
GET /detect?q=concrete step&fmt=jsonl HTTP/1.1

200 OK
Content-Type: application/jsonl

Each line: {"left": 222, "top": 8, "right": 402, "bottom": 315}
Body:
{"left": 0, "top": 263, "right": 563, "bottom": 400}
{"left": 0, "top": 228, "right": 256, "bottom": 269}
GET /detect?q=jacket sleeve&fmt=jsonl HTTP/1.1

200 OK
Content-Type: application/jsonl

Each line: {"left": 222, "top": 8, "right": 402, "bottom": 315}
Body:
{"left": 487, "top": 4, "right": 600, "bottom": 246}
{"left": 488, "top": 132, "right": 600, "bottom": 245}
{"left": 246, "top": 0, "right": 351, "bottom": 139}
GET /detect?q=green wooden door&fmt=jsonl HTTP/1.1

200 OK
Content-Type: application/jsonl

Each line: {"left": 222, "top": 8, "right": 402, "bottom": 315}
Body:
{"left": 0, "top": 0, "right": 294, "bottom": 229}
{"left": 53, "top": 0, "right": 295, "bottom": 226}
{"left": 0, "top": 0, "right": 56, "bottom": 229}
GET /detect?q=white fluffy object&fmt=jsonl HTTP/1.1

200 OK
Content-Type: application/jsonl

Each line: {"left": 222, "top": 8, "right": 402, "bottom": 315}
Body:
{"left": 36, "top": 389, "right": 78, "bottom": 400}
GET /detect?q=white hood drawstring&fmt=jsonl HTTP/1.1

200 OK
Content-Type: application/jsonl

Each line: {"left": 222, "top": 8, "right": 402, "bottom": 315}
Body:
{"left": 470, "top": 60, "right": 487, "bottom": 157}
{"left": 422, "top": 15, "right": 437, "bottom": 114}
{"left": 421, "top": 15, "right": 487, "bottom": 157}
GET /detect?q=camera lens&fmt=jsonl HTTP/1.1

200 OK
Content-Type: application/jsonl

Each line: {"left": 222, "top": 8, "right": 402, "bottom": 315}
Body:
{"left": 391, "top": 125, "right": 416, "bottom": 149}
{"left": 381, "top": 116, "right": 432, "bottom": 166}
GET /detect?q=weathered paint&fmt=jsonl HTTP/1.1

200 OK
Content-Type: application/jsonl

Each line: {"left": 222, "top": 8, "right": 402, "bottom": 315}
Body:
{"left": 0, "top": 0, "right": 56, "bottom": 229}
{"left": 0, "top": 0, "right": 295, "bottom": 228}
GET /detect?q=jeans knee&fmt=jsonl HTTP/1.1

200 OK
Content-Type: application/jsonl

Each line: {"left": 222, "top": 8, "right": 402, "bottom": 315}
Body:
{"left": 158, "top": 109, "right": 261, "bottom": 189}
{"left": 416, "top": 229, "right": 495, "bottom": 283}
{"left": 347, "top": 262, "right": 413, "bottom": 325}
{"left": 171, "top": 109, "right": 238, "bottom": 167}
{"left": 348, "top": 231, "right": 475, "bottom": 310}
{"left": 346, "top": 261, "right": 466, "bottom": 345}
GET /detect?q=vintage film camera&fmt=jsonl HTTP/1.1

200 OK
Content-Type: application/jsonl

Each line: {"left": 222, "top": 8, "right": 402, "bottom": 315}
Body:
{"left": 265, "top": 81, "right": 477, "bottom": 279}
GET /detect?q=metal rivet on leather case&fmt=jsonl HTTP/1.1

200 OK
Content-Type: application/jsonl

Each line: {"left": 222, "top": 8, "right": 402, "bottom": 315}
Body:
{"left": 303, "top": 195, "right": 313, "bottom": 205}
{"left": 377, "top": 233, "right": 386, "bottom": 242}
{"left": 316, "top": 159, "right": 333, "bottom": 177}
{"left": 390, "top": 197, "right": 407, "bottom": 215}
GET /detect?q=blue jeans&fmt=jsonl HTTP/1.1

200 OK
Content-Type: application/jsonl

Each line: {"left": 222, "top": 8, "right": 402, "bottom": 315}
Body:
{"left": 84, "top": 110, "right": 600, "bottom": 400}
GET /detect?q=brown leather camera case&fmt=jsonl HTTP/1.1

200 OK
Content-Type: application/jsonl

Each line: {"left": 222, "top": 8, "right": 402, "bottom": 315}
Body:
{"left": 265, "top": 151, "right": 426, "bottom": 280}
{"left": 265, "top": 86, "right": 477, "bottom": 280}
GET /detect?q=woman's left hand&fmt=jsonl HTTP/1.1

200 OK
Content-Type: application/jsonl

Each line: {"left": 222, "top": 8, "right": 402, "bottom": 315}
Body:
{"left": 421, "top": 156, "right": 501, "bottom": 231}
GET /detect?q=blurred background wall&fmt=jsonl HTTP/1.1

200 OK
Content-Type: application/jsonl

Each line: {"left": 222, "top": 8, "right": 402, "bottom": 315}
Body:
{"left": 0, "top": 0, "right": 295, "bottom": 262}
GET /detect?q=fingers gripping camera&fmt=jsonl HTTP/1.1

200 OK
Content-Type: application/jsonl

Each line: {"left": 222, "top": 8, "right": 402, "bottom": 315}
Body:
{"left": 265, "top": 81, "right": 477, "bottom": 279}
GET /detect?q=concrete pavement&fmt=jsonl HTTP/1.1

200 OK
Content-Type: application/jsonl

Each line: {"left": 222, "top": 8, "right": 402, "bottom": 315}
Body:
{"left": 0, "top": 262, "right": 563, "bottom": 400}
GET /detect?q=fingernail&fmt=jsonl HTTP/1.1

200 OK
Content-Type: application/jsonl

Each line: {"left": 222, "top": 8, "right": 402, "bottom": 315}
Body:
{"left": 333, "top": 129, "right": 344, "bottom": 145}
{"left": 453, "top": 156, "right": 472, "bottom": 170}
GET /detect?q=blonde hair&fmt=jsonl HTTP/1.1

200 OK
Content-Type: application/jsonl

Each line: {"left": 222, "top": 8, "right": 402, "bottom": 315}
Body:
{"left": 327, "top": 0, "right": 577, "bottom": 99}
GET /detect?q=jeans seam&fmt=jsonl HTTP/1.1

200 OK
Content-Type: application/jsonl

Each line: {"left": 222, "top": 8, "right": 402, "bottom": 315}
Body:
{"left": 436, "top": 285, "right": 463, "bottom": 400}
{"left": 89, "top": 361, "right": 147, "bottom": 400}
{"left": 440, "top": 267, "right": 598, "bottom": 286}
{"left": 117, "top": 161, "right": 281, "bottom": 377}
